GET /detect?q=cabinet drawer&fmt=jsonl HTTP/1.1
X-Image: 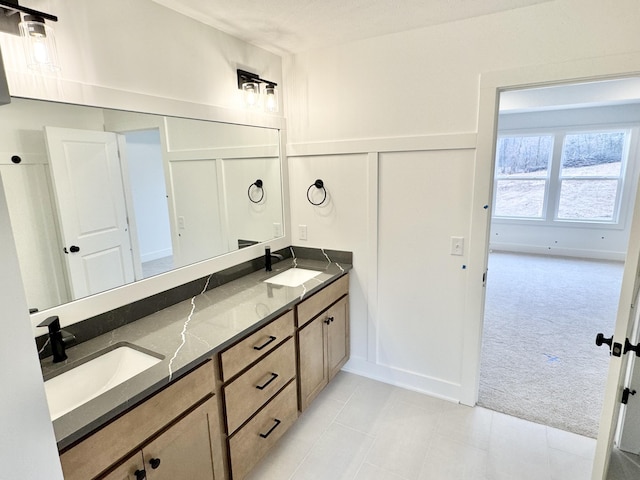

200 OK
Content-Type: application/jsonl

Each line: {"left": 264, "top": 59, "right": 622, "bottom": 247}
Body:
{"left": 220, "top": 310, "right": 294, "bottom": 382}
{"left": 297, "top": 274, "right": 349, "bottom": 328}
{"left": 228, "top": 380, "right": 298, "bottom": 480}
{"left": 224, "top": 338, "right": 296, "bottom": 434}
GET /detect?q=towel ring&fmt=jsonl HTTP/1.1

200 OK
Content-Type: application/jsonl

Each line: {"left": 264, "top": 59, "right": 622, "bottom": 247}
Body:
{"left": 307, "top": 179, "right": 327, "bottom": 206}
{"left": 248, "top": 179, "right": 264, "bottom": 204}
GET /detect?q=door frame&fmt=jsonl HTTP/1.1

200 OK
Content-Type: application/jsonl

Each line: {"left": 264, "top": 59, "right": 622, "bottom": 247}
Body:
{"left": 462, "top": 52, "right": 640, "bottom": 477}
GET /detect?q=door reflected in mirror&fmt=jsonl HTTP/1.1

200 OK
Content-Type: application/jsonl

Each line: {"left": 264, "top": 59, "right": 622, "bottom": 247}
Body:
{"left": 0, "top": 97, "right": 283, "bottom": 313}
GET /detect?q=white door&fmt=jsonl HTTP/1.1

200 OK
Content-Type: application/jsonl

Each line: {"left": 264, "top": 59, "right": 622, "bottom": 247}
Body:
{"left": 592, "top": 180, "right": 640, "bottom": 478}
{"left": 44, "top": 127, "right": 135, "bottom": 300}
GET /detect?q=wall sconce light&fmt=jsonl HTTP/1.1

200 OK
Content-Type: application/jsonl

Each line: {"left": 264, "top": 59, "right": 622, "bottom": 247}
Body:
{"left": 0, "top": 1, "right": 60, "bottom": 72}
{"left": 237, "top": 69, "right": 279, "bottom": 113}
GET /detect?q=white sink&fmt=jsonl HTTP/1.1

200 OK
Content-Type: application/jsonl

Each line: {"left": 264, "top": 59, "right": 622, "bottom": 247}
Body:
{"left": 264, "top": 268, "right": 322, "bottom": 287}
{"left": 44, "top": 345, "right": 162, "bottom": 420}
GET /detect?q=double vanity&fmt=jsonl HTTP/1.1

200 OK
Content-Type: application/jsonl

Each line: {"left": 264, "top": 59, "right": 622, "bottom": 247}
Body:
{"left": 39, "top": 251, "right": 351, "bottom": 480}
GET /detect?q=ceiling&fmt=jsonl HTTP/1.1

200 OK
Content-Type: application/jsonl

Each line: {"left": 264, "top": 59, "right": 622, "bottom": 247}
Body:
{"left": 151, "top": 0, "right": 554, "bottom": 55}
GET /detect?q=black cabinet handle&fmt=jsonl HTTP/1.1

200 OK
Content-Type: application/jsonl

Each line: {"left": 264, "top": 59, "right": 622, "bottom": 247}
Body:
{"left": 256, "top": 372, "right": 279, "bottom": 390}
{"left": 135, "top": 469, "right": 146, "bottom": 480}
{"left": 149, "top": 457, "right": 161, "bottom": 469}
{"left": 259, "top": 418, "right": 282, "bottom": 438}
{"left": 323, "top": 318, "right": 331, "bottom": 325}
{"left": 254, "top": 335, "right": 276, "bottom": 351}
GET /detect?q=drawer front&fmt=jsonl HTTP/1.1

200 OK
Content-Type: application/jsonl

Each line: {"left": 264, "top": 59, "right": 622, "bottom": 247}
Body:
{"left": 228, "top": 380, "right": 298, "bottom": 480}
{"left": 224, "top": 338, "right": 296, "bottom": 434}
{"left": 220, "top": 310, "right": 294, "bottom": 382}
{"left": 297, "top": 274, "right": 349, "bottom": 328}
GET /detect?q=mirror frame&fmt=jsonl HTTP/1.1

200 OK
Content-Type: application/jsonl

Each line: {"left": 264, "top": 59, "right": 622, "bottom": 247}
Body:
{"left": 3, "top": 77, "right": 290, "bottom": 336}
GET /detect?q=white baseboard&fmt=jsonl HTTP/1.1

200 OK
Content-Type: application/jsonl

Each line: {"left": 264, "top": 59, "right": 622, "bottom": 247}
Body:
{"left": 490, "top": 243, "right": 625, "bottom": 261}
{"left": 141, "top": 248, "right": 173, "bottom": 263}
{"left": 342, "top": 356, "right": 462, "bottom": 405}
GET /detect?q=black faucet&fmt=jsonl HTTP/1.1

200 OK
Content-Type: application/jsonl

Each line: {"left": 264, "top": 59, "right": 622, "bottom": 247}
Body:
{"left": 265, "top": 247, "right": 284, "bottom": 272}
{"left": 37, "top": 316, "right": 68, "bottom": 363}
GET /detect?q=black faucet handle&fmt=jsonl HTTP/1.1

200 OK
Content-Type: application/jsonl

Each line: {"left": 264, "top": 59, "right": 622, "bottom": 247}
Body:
{"left": 37, "top": 315, "right": 61, "bottom": 333}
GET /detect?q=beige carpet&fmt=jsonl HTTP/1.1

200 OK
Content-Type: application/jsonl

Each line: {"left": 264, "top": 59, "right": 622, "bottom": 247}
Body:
{"left": 479, "top": 252, "right": 624, "bottom": 438}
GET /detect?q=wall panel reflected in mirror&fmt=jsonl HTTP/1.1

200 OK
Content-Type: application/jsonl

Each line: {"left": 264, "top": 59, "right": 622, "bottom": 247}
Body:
{"left": 0, "top": 98, "right": 283, "bottom": 313}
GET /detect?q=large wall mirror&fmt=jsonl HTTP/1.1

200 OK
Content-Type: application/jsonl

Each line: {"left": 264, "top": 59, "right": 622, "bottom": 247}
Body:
{"left": 0, "top": 97, "right": 284, "bottom": 315}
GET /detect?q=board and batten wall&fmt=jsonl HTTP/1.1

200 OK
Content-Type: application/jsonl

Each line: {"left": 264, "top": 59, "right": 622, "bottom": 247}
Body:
{"left": 284, "top": 0, "right": 640, "bottom": 405}
{"left": 0, "top": 0, "right": 284, "bottom": 477}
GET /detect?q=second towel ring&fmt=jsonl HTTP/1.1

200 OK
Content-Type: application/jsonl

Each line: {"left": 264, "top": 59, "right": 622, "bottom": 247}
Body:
{"left": 307, "top": 179, "right": 327, "bottom": 206}
{"left": 248, "top": 179, "right": 264, "bottom": 204}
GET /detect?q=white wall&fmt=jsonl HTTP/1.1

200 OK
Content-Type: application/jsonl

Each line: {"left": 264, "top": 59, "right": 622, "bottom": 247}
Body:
{"left": 284, "top": 0, "right": 640, "bottom": 403}
{"left": 0, "top": 177, "right": 63, "bottom": 479}
{"left": 0, "top": 1, "right": 284, "bottom": 476}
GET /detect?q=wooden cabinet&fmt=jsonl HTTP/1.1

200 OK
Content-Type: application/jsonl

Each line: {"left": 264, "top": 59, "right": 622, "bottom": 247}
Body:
{"left": 101, "top": 399, "right": 221, "bottom": 480}
{"left": 297, "top": 275, "right": 350, "bottom": 411}
{"left": 59, "top": 271, "right": 349, "bottom": 480}
{"left": 60, "top": 362, "right": 224, "bottom": 480}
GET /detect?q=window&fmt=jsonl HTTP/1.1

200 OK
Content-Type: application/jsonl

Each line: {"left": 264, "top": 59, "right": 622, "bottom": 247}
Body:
{"left": 493, "top": 129, "right": 630, "bottom": 225}
{"left": 494, "top": 135, "right": 554, "bottom": 218}
{"left": 557, "top": 131, "right": 626, "bottom": 221}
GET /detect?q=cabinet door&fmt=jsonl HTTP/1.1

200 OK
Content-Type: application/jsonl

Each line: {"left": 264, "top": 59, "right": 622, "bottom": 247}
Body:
{"left": 100, "top": 452, "right": 145, "bottom": 480}
{"left": 144, "top": 398, "right": 221, "bottom": 480}
{"left": 298, "top": 315, "right": 328, "bottom": 411}
{"left": 327, "top": 296, "right": 349, "bottom": 381}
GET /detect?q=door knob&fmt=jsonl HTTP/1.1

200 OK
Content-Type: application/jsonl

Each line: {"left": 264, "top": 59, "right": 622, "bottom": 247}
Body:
{"left": 624, "top": 339, "right": 640, "bottom": 357}
{"left": 63, "top": 245, "right": 80, "bottom": 254}
{"left": 596, "top": 333, "right": 613, "bottom": 348}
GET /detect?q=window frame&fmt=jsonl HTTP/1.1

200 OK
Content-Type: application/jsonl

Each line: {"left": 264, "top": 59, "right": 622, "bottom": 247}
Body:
{"left": 492, "top": 124, "right": 637, "bottom": 230}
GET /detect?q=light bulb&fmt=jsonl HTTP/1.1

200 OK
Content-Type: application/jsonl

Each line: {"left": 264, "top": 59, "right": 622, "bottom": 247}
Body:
{"left": 242, "top": 82, "right": 261, "bottom": 109}
{"left": 264, "top": 85, "right": 278, "bottom": 113}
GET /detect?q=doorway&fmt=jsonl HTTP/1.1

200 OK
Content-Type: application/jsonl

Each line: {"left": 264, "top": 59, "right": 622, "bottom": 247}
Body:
{"left": 474, "top": 76, "right": 640, "bottom": 478}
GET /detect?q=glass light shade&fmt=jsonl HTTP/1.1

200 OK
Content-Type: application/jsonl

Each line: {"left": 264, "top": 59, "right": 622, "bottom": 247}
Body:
{"left": 242, "top": 82, "right": 261, "bottom": 109}
{"left": 19, "top": 16, "right": 60, "bottom": 72}
{"left": 264, "top": 85, "right": 279, "bottom": 113}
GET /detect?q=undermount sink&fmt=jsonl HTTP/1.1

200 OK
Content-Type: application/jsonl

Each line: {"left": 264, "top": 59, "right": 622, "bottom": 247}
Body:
{"left": 264, "top": 268, "right": 322, "bottom": 287}
{"left": 44, "top": 344, "right": 163, "bottom": 420}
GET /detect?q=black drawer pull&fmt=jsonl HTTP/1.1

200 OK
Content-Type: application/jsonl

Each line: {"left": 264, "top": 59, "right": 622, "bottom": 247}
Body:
{"left": 259, "top": 418, "right": 282, "bottom": 439}
{"left": 254, "top": 335, "right": 277, "bottom": 351}
{"left": 149, "top": 458, "right": 161, "bottom": 469}
{"left": 135, "top": 469, "right": 146, "bottom": 480}
{"left": 256, "top": 372, "right": 279, "bottom": 390}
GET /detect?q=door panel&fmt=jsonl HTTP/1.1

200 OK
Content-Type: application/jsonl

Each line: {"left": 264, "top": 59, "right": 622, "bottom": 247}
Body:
{"left": 44, "top": 127, "right": 135, "bottom": 299}
{"left": 327, "top": 297, "right": 349, "bottom": 381}
{"left": 143, "top": 399, "right": 219, "bottom": 480}
{"left": 298, "top": 316, "right": 328, "bottom": 411}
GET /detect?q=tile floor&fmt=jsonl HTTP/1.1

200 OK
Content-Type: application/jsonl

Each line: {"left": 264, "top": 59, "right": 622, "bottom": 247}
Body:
{"left": 247, "top": 372, "right": 596, "bottom": 480}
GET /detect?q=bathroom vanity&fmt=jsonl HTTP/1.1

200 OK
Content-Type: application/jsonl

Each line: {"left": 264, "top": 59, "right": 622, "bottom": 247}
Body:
{"left": 42, "top": 254, "right": 351, "bottom": 480}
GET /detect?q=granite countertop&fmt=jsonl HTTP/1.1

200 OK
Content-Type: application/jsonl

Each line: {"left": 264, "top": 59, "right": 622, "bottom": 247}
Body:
{"left": 41, "top": 255, "right": 351, "bottom": 451}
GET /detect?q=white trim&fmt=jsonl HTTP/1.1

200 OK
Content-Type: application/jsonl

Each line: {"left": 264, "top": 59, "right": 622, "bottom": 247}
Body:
{"left": 366, "top": 152, "right": 379, "bottom": 363}
{"left": 287, "top": 133, "right": 477, "bottom": 157}
{"left": 464, "top": 51, "right": 640, "bottom": 476}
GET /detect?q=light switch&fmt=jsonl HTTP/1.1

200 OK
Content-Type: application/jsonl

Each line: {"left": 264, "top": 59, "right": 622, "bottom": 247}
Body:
{"left": 299, "top": 225, "right": 308, "bottom": 241}
{"left": 451, "top": 236, "right": 464, "bottom": 256}
{"left": 273, "top": 222, "right": 282, "bottom": 237}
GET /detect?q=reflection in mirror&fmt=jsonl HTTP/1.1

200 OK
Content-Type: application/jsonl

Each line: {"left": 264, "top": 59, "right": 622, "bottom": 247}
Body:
{"left": 0, "top": 98, "right": 283, "bottom": 313}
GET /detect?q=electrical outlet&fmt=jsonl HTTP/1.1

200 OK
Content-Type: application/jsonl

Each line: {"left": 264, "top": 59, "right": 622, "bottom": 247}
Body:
{"left": 178, "top": 216, "right": 185, "bottom": 230}
{"left": 299, "top": 225, "right": 308, "bottom": 241}
{"left": 451, "top": 236, "right": 464, "bottom": 256}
